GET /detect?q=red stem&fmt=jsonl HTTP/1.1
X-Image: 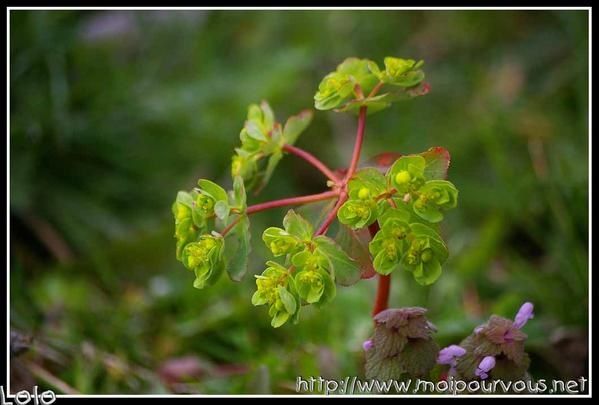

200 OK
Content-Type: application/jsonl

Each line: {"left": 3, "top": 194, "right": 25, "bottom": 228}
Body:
{"left": 344, "top": 106, "right": 368, "bottom": 183}
{"left": 313, "top": 105, "right": 369, "bottom": 237}
{"left": 367, "top": 81, "right": 384, "bottom": 98}
{"left": 283, "top": 144, "right": 340, "bottom": 183}
{"left": 246, "top": 190, "right": 338, "bottom": 215}
{"left": 314, "top": 192, "right": 347, "bottom": 236}
{"left": 221, "top": 190, "right": 339, "bottom": 237}
{"left": 369, "top": 222, "right": 390, "bottom": 317}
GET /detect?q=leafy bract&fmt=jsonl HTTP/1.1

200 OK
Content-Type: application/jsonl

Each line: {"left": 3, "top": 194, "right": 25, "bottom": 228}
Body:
{"left": 314, "top": 236, "right": 361, "bottom": 286}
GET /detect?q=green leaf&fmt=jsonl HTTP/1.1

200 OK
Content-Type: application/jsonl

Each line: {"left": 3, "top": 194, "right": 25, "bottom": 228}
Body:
{"left": 306, "top": 283, "right": 324, "bottom": 304}
{"left": 412, "top": 203, "right": 443, "bottom": 223}
{"left": 412, "top": 259, "right": 442, "bottom": 286}
{"left": 231, "top": 149, "right": 259, "bottom": 182}
{"left": 182, "top": 235, "right": 225, "bottom": 288}
{"left": 283, "top": 209, "right": 314, "bottom": 240}
{"left": 174, "top": 218, "right": 199, "bottom": 261}
{"left": 251, "top": 290, "right": 268, "bottom": 306}
{"left": 413, "top": 180, "right": 458, "bottom": 223}
{"left": 244, "top": 120, "right": 268, "bottom": 141}
{"left": 271, "top": 310, "right": 290, "bottom": 328}
{"left": 175, "top": 190, "right": 194, "bottom": 209}
{"left": 214, "top": 200, "right": 230, "bottom": 220}
{"left": 349, "top": 167, "right": 387, "bottom": 195}
{"left": 334, "top": 94, "right": 391, "bottom": 115}
{"left": 335, "top": 225, "right": 376, "bottom": 279}
{"left": 259, "top": 100, "right": 275, "bottom": 130}
{"left": 197, "top": 179, "right": 228, "bottom": 203}
{"left": 410, "top": 223, "right": 447, "bottom": 259}
{"left": 239, "top": 127, "right": 262, "bottom": 153}
{"left": 314, "top": 71, "right": 355, "bottom": 110}
{"left": 337, "top": 199, "right": 377, "bottom": 230}
{"left": 278, "top": 286, "right": 297, "bottom": 315}
{"left": 257, "top": 149, "right": 282, "bottom": 193}
{"left": 378, "top": 204, "right": 411, "bottom": 225}
{"left": 317, "top": 269, "right": 336, "bottom": 306}
{"left": 336, "top": 57, "right": 379, "bottom": 94}
{"left": 419, "top": 147, "right": 451, "bottom": 180}
{"left": 373, "top": 250, "right": 400, "bottom": 275}
{"left": 387, "top": 155, "right": 426, "bottom": 194}
{"left": 232, "top": 176, "right": 247, "bottom": 210}
{"left": 173, "top": 190, "right": 202, "bottom": 236}
{"left": 314, "top": 58, "right": 378, "bottom": 112}
{"left": 262, "top": 226, "right": 300, "bottom": 257}
{"left": 193, "top": 258, "right": 224, "bottom": 289}
{"left": 283, "top": 109, "right": 313, "bottom": 146}
{"left": 314, "top": 236, "right": 361, "bottom": 286}
{"left": 223, "top": 215, "right": 251, "bottom": 281}
{"left": 367, "top": 60, "right": 382, "bottom": 78}
{"left": 382, "top": 57, "right": 425, "bottom": 87}
{"left": 286, "top": 276, "right": 302, "bottom": 325}
{"left": 190, "top": 208, "right": 207, "bottom": 229}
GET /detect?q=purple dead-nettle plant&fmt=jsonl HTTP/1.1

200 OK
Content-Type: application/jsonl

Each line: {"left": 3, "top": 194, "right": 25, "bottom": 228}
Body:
{"left": 450, "top": 302, "right": 535, "bottom": 383}
{"left": 364, "top": 307, "right": 439, "bottom": 382}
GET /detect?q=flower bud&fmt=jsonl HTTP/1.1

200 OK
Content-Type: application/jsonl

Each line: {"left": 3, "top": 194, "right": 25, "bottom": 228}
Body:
{"left": 513, "top": 302, "right": 534, "bottom": 329}
{"left": 394, "top": 170, "right": 411, "bottom": 185}
{"left": 358, "top": 187, "right": 371, "bottom": 200}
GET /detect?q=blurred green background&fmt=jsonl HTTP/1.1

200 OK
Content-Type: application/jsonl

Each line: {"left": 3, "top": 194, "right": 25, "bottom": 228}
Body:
{"left": 10, "top": 10, "right": 589, "bottom": 394}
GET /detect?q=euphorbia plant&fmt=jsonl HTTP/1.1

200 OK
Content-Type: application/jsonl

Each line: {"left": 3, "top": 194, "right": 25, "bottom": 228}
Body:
{"left": 172, "top": 56, "right": 458, "bottom": 332}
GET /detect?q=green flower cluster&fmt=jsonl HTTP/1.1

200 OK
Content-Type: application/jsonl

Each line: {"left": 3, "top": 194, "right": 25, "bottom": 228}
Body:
{"left": 172, "top": 176, "right": 250, "bottom": 288}
{"left": 251, "top": 261, "right": 299, "bottom": 328}
{"left": 172, "top": 99, "right": 314, "bottom": 293}
{"left": 252, "top": 210, "right": 359, "bottom": 327}
{"left": 172, "top": 179, "right": 228, "bottom": 260}
{"left": 231, "top": 101, "right": 313, "bottom": 192}
{"left": 337, "top": 150, "right": 458, "bottom": 285}
{"left": 182, "top": 234, "right": 224, "bottom": 289}
{"left": 314, "top": 56, "right": 427, "bottom": 115}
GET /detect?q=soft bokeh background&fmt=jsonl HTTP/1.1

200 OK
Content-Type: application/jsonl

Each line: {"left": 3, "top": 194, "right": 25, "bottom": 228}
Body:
{"left": 10, "top": 10, "right": 589, "bottom": 394}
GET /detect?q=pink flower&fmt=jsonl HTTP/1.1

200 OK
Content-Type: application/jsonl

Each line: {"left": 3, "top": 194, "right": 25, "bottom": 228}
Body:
{"left": 513, "top": 302, "right": 534, "bottom": 329}
{"left": 437, "top": 345, "right": 466, "bottom": 365}
{"left": 437, "top": 345, "right": 466, "bottom": 376}
{"left": 362, "top": 339, "right": 374, "bottom": 351}
{"left": 475, "top": 356, "right": 496, "bottom": 380}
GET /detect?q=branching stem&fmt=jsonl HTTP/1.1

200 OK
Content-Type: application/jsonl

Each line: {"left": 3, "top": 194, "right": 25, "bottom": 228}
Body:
{"left": 221, "top": 190, "right": 339, "bottom": 236}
